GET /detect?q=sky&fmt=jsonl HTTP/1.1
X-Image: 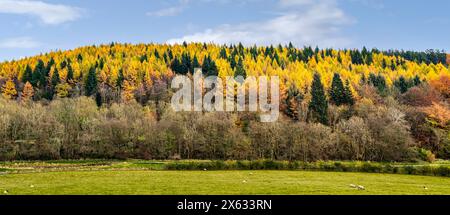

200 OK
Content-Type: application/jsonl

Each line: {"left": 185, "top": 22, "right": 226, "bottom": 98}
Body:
{"left": 0, "top": 0, "right": 449, "bottom": 61}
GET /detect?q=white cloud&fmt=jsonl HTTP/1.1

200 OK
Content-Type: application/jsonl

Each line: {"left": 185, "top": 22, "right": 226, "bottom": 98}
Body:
{"left": 147, "top": 6, "right": 185, "bottom": 17}
{"left": 167, "top": 0, "right": 354, "bottom": 47}
{"left": 0, "top": 0, "right": 82, "bottom": 25}
{"left": 147, "top": 0, "right": 190, "bottom": 17}
{"left": 279, "top": 0, "right": 313, "bottom": 6}
{"left": 0, "top": 37, "right": 41, "bottom": 48}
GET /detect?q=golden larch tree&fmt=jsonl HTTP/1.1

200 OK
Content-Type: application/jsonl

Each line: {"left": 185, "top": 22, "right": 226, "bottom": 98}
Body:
{"left": 2, "top": 79, "right": 18, "bottom": 100}
{"left": 21, "top": 81, "right": 34, "bottom": 102}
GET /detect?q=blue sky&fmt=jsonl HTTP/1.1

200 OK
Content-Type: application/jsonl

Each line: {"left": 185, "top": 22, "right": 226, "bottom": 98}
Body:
{"left": 0, "top": 0, "right": 449, "bottom": 61}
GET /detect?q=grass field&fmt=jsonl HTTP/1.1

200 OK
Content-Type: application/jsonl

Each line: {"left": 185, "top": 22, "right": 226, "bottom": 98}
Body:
{"left": 1, "top": 160, "right": 450, "bottom": 195}
{"left": 1, "top": 170, "right": 450, "bottom": 195}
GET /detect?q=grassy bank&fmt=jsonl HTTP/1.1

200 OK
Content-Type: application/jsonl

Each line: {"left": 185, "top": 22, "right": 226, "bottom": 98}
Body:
{"left": 1, "top": 160, "right": 450, "bottom": 177}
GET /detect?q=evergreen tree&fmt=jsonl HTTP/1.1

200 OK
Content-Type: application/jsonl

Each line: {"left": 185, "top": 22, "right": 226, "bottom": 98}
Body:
{"left": 234, "top": 57, "right": 246, "bottom": 78}
{"left": 308, "top": 73, "right": 328, "bottom": 125}
{"left": 329, "top": 73, "right": 345, "bottom": 106}
{"left": 85, "top": 67, "right": 98, "bottom": 96}
{"left": 202, "top": 55, "right": 218, "bottom": 76}
{"left": 22, "top": 65, "right": 33, "bottom": 84}
{"left": 394, "top": 76, "right": 408, "bottom": 94}
{"left": 191, "top": 55, "right": 200, "bottom": 72}
{"left": 51, "top": 68, "right": 60, "bottom": 87}
{"left": 116, "top": 69, "right": 124, "bottom": 89}
{"left": 95, "top": 92, "right": 103, "bottom": 107}
{"left": 219, "top": 47, "right": 227, "bottom": 59}
{"left": 31, "top": 60, "right": 46, "bottom": 87}
{"left": 343, "top": 80, "right": 354, "bottom": 106}
{"left": 180, "top": 52, "right": 191, "bottom": 74}
{"left": 67, "top": 63, "right": 74, "bottom": 82}
{"left": 170, "top": 57, "right": 181, "bottom": 74}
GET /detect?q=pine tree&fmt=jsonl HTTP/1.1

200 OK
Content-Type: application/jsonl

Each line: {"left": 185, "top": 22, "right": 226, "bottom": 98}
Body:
{"left": 51, "top": 68, "right": 60, "bottom": 87}
{"left": 22, "top": 65, "right": 33, "bottom": 84}
{"left": 219, "top": 47, "right": 227, "bottom": 59}
{"left": 1, "top": 79, "right": 18, "bottom": 100}
{"left": 329, "top": 73, "right": 345, "bottom": 106}
{"left": 85, "top": 67, "right": 98, "bottom": 96}
{"left": 308, "top": 73, "right": 328, "bottom": 125}
{"left": 31, "top": 60, "right": 46, "bottom": 87}
{"left": 95, "top": 92, "right": 103, "bottom": 107}
{"left": 234, "top": 57, "right": 246, "bottom": 78}
{"left": 202, "top": 55, "right": 218, "bottom": 76}
{"left": 192, "top": 55, "right": 200, "bottom": 72}
{"left": 343, "top": 80, "right": 354, "bottom": 106}
{"left": 67, "top": 63, "right": 74, "bottom": 82}
{"left": 116, "top": 69, "right": 124, "bottom": 89}
{"left": 395, "top": 76, "right": 408, "bottom": 94}
{"left": 21, "top": 81, "right": 34, "bottom": 102}
{"left": 170, "top": 57, "right": 181, "bottom": 74}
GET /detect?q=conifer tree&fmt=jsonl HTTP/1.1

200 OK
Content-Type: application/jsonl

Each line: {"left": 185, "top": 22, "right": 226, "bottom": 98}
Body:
{"left": 116, "top": 69, "right": 124, "bottom": 89}
{"left": 308, "top": 73, "right": 328, "bottom": 125}
{"left": 329, "top": 73, "right": 345, "bottom": 106}
{"left": 343, "top": 80, "right": 354, "bottom": 106}
{"left": 22, "top": 65, "right": 33, "bottom": 84}
{"left": 21, "top": 81, "right": 34, "bottom": 102}
{"left": 51, "top": 68, "right": 60, "bottom": 87}
{"left": 284, "top": 84, "right": 303, "bottom": 120}
{"left": 395, "top": 76, "right": 408, "bottom": 93}
{"left": 31, "top": 60, "right": 46, "bottom": 87}
{"left": 121, "top": 80, "right": 135, "bottom": 103}
{"left": 1, "top": 79, "right": 18, "bottom": 100}
{"left": 234, "top": 57, "right": 246, "bottom": 78}
{"left": 85, "top": 67, "right": 98, "bottom": 96}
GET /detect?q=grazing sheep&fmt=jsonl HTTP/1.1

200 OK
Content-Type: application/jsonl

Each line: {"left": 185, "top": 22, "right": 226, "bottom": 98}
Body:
{"left": 203, "top": 168, "right": 207, "bottom": 171}
{"left": 30, "top": 185, "right": 34, "bottom": 188}
{"left": 242, "top": 180, "right": 247, "bottom": 183}
{"left": 357, "top": 185, "right": 365, "bottom": 190}
{"left": 3, "top": 190, "right": 8, "bottom": 194}
{"left": 349, "top": 184, "right": 357, "bottom": 188}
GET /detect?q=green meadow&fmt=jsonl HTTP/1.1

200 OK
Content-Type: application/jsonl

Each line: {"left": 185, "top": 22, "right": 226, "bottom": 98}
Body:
{"left": 1, "top": 160, "right": 450, "bottom": 195}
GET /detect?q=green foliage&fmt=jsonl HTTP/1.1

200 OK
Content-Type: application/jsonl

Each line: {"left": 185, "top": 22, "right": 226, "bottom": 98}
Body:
{"left": 329, "top": 73, "right": 346, "bottom": 105}
{"left": 84, "top": 67, "right": 98, "bottom": 96}
{"left": 22, "top": 65, "right": 33, "bottom": 84}
{"left": 309, "top": 73, "right": 328, "bottom": 124}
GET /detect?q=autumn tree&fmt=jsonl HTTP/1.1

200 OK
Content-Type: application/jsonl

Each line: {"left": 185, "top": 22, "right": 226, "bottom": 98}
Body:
{"left": 121, "top": 80, "right": 135, "bottom": 103}
{"left": 1, "top": 79, "right": 18, "bottom": 100}
{"left": 284, "top": 84, "right": 303, "bottom": 120}
{"left": 21, "top": 81, "right": 34, "bottom": 102}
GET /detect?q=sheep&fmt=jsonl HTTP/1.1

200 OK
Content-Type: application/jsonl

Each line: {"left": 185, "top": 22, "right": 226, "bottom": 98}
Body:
{"left": 357, "top": 185, "right": 365, "bottom": 190}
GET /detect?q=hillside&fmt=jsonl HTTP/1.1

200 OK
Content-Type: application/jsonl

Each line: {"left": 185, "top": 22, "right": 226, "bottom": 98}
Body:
{"left": 0, "top": 43, "right": 449, "bottom": 162}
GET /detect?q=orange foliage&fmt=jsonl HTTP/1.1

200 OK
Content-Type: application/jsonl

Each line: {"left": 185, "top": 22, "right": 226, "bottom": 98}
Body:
{"left": 430, "top": 74, "right": 450, "bottom": 98}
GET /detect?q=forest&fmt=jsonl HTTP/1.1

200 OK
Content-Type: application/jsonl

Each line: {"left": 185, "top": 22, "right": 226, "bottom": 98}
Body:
{"left": 0, "top": 43, "right": 448, "bottom": 162}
